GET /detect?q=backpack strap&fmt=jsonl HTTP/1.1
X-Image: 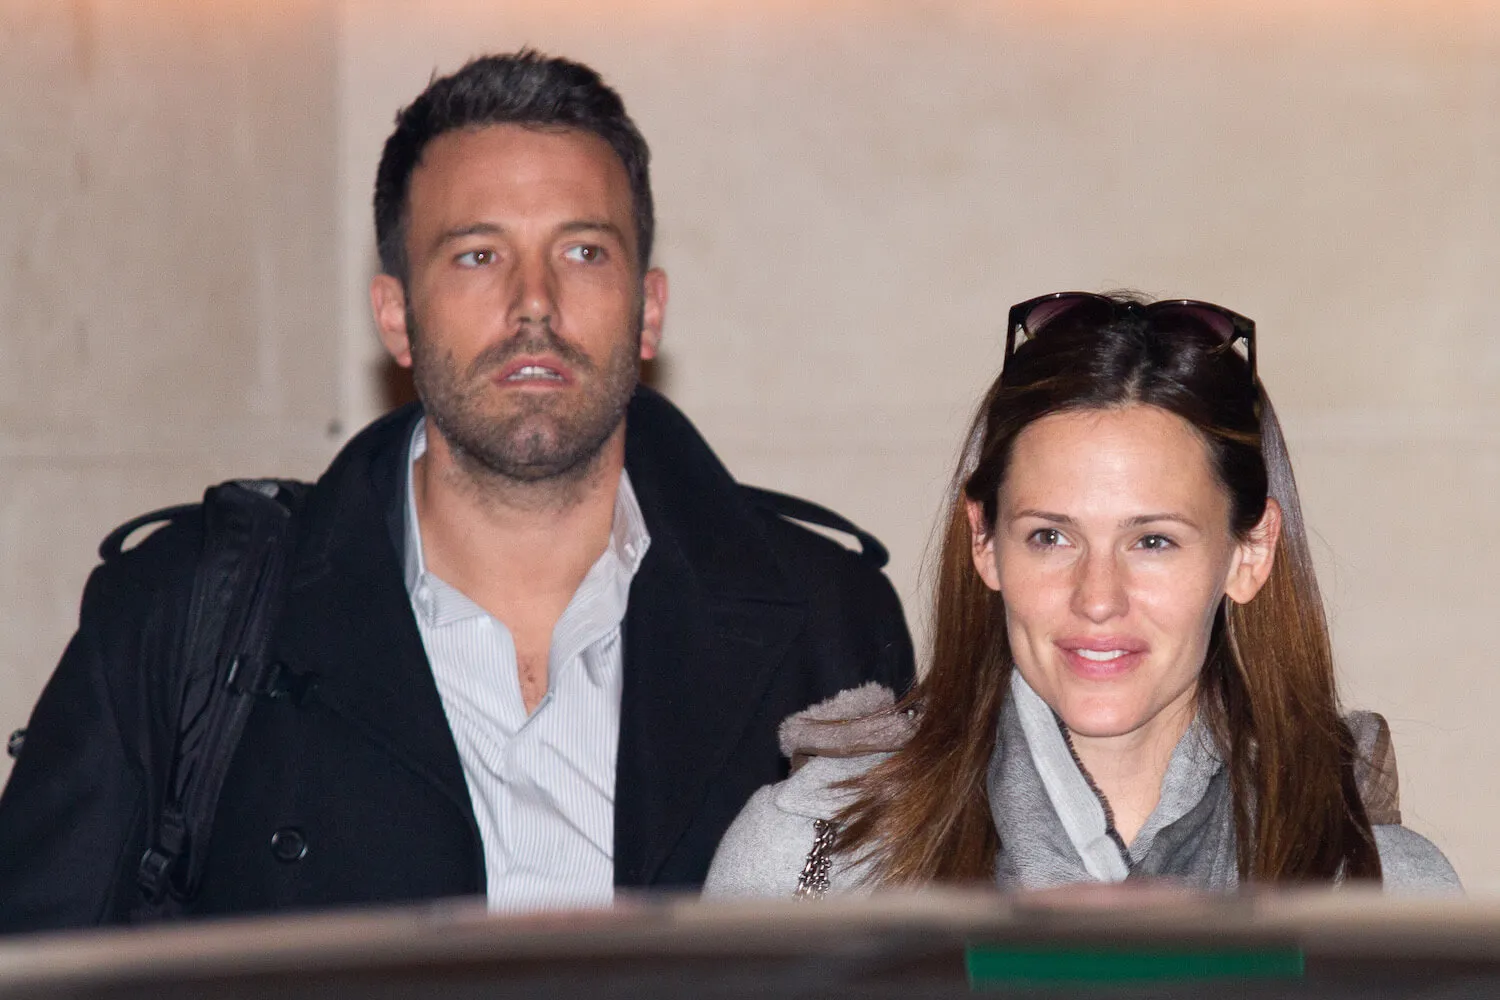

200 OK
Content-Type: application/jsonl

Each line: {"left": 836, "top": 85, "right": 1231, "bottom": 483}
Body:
{"left": 132, "top": 478, "right": 307, "bottom": 918}
{"left": 98, "top": 505, "right": 199, "bottom": 561}
{"left": 99, "top": 480, "right": 304, "bottom": 562}
{"left": 739, "top": 485, "right": 890, "bottom": 569}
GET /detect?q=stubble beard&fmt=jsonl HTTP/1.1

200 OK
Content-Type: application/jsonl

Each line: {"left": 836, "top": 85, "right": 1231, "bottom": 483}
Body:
{"left": 409, "top": 309, "right": 642, "bottom": 491}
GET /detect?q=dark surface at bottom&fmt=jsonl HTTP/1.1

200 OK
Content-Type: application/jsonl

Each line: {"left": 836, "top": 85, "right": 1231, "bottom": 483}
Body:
{"left": 16, "top": 948, "right": 1500, "bottom": 1000}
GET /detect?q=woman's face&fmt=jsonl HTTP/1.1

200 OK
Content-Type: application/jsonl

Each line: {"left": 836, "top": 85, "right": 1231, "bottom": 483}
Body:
{"left": 968, "top": 404, "right": 1279, "bottom": 749}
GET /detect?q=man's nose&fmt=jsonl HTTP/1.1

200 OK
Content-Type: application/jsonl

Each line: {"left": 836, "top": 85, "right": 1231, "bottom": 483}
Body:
{"left": 1071, "top": 549, "right": 1129, "bottom": 623}
{"left": 509, "top": 254, "right": 557, "bottom": 326}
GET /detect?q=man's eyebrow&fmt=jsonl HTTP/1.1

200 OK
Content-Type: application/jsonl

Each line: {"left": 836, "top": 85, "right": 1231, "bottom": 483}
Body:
{"left": 430, "top": 222, "right": 503, "bottom": 252}
{"left": 428, "top": 219, "right": 627, "bottom": 253}
{"left": 557, "top": 219, "right": 626, "bottom": 242}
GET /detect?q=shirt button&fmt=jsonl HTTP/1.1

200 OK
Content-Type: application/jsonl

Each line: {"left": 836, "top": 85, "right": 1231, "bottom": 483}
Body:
{"left": 270, "top": 827, "right": 309, "bottom": 863}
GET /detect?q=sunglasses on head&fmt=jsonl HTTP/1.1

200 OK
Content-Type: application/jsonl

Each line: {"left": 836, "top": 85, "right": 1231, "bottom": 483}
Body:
{"left": 1005, "top": 292, "right": 1257, "bottom": 380}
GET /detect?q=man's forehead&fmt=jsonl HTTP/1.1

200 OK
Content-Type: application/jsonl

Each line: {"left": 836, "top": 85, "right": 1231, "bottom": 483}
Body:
{"left": 412, "top": 124, "right": 627, "bottom": 195}
{"left": 404, "top": 124, "right": 633, "bottom": 235}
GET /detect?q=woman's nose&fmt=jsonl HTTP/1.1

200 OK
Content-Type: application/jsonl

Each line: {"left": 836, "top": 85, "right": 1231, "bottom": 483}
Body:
{"left": 1071, "top": 550, "right": 1129, "bottom": 622}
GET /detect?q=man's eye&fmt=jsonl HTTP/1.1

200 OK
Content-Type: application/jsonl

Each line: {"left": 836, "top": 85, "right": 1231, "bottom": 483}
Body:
{"left": 564, "top": 245, "right": 604, "bottom": 263}
{"left": 457, "top": 249, "right": 494, "bottom": 267}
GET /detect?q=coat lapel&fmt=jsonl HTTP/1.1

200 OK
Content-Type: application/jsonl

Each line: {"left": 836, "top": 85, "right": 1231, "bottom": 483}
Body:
{"left": 614, "top": 542, "right": 805, "bottom": 885}
{"left": 271, "top": 406, "right": 476, "bottom": 826}
{"left": 613, "top": 389, "right": 808, "bottom": 885}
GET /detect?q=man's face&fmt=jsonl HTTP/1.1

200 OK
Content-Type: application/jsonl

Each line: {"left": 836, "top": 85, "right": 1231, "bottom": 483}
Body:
{"left": 372, "top": 124, "right": 666, "bottom": 483}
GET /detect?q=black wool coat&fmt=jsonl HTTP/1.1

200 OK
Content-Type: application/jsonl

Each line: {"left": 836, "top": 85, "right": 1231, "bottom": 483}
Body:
{"left": 0, "top": 388, "right": 914, "bottom": 932}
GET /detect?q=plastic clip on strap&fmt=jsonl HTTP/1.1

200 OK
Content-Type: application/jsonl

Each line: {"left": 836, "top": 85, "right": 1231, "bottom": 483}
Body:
{"left": 230, "top": 656, "right": 318, "bottom": 705}
{"left": 137, "top": 809, "right": 189, "bottom": 904}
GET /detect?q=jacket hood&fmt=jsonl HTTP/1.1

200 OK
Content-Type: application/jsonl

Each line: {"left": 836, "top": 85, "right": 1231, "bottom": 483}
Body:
{"left": 778, "top": 683, "right": 914, "bottom": 772}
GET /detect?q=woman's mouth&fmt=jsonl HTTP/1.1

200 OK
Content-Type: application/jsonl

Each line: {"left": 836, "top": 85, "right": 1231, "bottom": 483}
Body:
{"left": 1056, "top": 639, "right": 1148, "bottom": 677}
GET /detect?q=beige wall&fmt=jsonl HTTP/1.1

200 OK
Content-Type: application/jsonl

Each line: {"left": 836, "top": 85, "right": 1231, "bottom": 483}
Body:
{"left": 0, "top": 1, "right": 341, "bottom": 768}
{"left": 4, "top": 0, "right": 1499, "bottom": 888}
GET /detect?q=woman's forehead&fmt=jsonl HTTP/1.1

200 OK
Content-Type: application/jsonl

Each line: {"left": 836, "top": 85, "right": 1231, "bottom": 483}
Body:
{"left": 999, "top": 405, "right": 1228, "bottom": 523}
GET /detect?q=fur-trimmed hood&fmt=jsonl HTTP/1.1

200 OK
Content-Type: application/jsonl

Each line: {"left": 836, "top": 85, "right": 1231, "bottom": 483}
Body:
{"left": 778, "top": 682, "right": 914, "bottom": 772}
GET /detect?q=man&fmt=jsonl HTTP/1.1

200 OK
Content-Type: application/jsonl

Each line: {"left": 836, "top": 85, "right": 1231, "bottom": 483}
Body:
{"left": 0, "top": 51, "right": 913, "bottom": 930}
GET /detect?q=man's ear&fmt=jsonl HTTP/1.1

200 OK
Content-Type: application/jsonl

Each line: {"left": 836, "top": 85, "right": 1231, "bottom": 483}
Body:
{"left": 639, "top": 267, "right": 667, "bottom": 361}
{"left": 371, "top": 274, "right": 413, "bottom": 368}
{"left": 1225, "top": 497, "right": 1282, "bottom": 604}
{"left": 966, "top": 498, "right": 1002, "bottom": 593}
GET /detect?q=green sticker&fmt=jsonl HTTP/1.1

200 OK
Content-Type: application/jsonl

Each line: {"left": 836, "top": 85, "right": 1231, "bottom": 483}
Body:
{"left": 965, "top": 944, "right": 1305, "bottom": 988}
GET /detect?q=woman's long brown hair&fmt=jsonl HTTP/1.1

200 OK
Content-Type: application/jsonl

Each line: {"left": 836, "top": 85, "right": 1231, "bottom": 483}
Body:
{"left": 835, "top": 298, "right": 1381, "bottom": 885}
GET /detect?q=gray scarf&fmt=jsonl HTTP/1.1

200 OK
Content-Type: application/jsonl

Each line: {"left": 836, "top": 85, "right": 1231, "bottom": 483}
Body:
{"left": 988, "top": 671, "right": 1238, "bottom": 889}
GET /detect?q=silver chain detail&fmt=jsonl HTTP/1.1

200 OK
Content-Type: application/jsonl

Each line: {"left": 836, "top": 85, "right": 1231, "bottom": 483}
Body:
{"left": 793, "top": 818, "right": 838, "bottom": 899}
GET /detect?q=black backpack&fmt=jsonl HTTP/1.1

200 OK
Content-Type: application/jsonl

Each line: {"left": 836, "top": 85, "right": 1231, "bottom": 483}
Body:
{"left": 101, "top": 478, "right": 307, "bottom": 918}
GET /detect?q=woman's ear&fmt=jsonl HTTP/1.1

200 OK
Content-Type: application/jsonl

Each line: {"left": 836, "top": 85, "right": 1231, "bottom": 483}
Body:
{"left": 966, "top": 498, "right": 1002, "bottom": 593}
{"left": 1224, "top": 497, "right": 1282, "bottom": 604}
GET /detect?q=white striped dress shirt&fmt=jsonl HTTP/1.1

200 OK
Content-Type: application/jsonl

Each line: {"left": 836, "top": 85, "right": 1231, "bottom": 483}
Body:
{"left": 402, "top": 420, "right": 650, "bottom": 912}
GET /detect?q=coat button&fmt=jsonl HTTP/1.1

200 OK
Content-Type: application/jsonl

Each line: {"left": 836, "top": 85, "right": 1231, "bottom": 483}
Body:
{"left": 269, "top": 827, "right": 308, "bottom": 863}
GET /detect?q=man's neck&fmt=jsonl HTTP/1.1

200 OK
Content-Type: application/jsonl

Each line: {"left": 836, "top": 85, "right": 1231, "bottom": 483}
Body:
{"left": 412, "top": 424, "right": 625, "bottom": 621}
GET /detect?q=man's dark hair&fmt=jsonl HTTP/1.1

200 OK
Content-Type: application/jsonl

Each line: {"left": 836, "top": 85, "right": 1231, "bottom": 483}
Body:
{"left": 373, "top": 50, "right": 654, "bottom": 282}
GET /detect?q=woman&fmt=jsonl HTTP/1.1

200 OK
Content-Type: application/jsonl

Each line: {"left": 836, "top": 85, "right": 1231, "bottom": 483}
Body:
{"left": 705, "top": 292, "right": 1458, "bottom": 896}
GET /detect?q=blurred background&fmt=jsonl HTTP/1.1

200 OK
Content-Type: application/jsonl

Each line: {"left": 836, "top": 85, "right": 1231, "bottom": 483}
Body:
{"left": 2, "top": 0, "right": 1497, "bottom": 888}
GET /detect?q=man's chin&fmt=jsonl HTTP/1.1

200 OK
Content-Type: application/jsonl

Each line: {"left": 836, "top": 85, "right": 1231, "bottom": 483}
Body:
{"left": 448, "top": 422, "right": 615, "bottom": 484}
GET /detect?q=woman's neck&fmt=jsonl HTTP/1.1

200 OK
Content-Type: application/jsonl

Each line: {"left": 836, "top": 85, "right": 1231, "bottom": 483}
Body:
{"left": 1067, "top": 697, "right": 1196, "bottom": 847}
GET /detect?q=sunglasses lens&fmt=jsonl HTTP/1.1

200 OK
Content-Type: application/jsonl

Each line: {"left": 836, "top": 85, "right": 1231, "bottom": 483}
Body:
{"left": 1024, "top": 297, "right": 1089, "bottom": 333}
{"left": 1016, "top": 295, "right": 1114, "bottom": 342}
{"left": 1153, "top": 303, "right": 1239, "bottom": 343}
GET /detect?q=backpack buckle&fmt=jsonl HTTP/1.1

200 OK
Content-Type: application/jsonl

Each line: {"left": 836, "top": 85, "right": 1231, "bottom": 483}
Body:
{"left": 137, "top": 847, "right": 175, "bottom": 903}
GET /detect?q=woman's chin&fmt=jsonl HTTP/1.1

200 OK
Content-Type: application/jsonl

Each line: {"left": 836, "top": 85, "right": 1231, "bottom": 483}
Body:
{"left": 1051, "top": 698, "right": 1149, "bottom": 742}
{"left": 1060, "top": 716, "right": 1139, "bottom": 741}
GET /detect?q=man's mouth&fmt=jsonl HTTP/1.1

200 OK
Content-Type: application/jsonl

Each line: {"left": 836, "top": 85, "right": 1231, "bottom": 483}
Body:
{"left": 504, "top": 364, "right": 565, "bottom": 382}
{"left": 494, "top": 356, "right": 572, "bottom": 385}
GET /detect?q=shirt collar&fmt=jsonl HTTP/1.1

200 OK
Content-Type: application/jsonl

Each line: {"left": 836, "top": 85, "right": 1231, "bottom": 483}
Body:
{"left": 401, "top": 418, "right": 651, "bottom": 626}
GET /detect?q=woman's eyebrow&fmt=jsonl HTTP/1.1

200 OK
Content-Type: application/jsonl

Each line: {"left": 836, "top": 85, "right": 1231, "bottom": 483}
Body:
{"left": 1121, "top": 513, "right": 1201, "bottom": 530}
{"left": 1009, "top": 509, "right": 1075, "bottom": 525}
{"left": 1009, "top": 509, "right": 1202, "bottom": 530}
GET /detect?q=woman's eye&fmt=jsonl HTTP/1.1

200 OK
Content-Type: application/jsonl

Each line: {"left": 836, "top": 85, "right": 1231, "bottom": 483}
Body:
{"left": 564, "top": 245, "right": 603, "bottom": 263}
{"left": 1136, "top": 533, "right": 1175, "bottom": 552}
{"left": 1027, "top": 528, "right": 1066, "bottom": 548}
{"left": 456, "top": 249, "right": 494, "bottom": 267}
